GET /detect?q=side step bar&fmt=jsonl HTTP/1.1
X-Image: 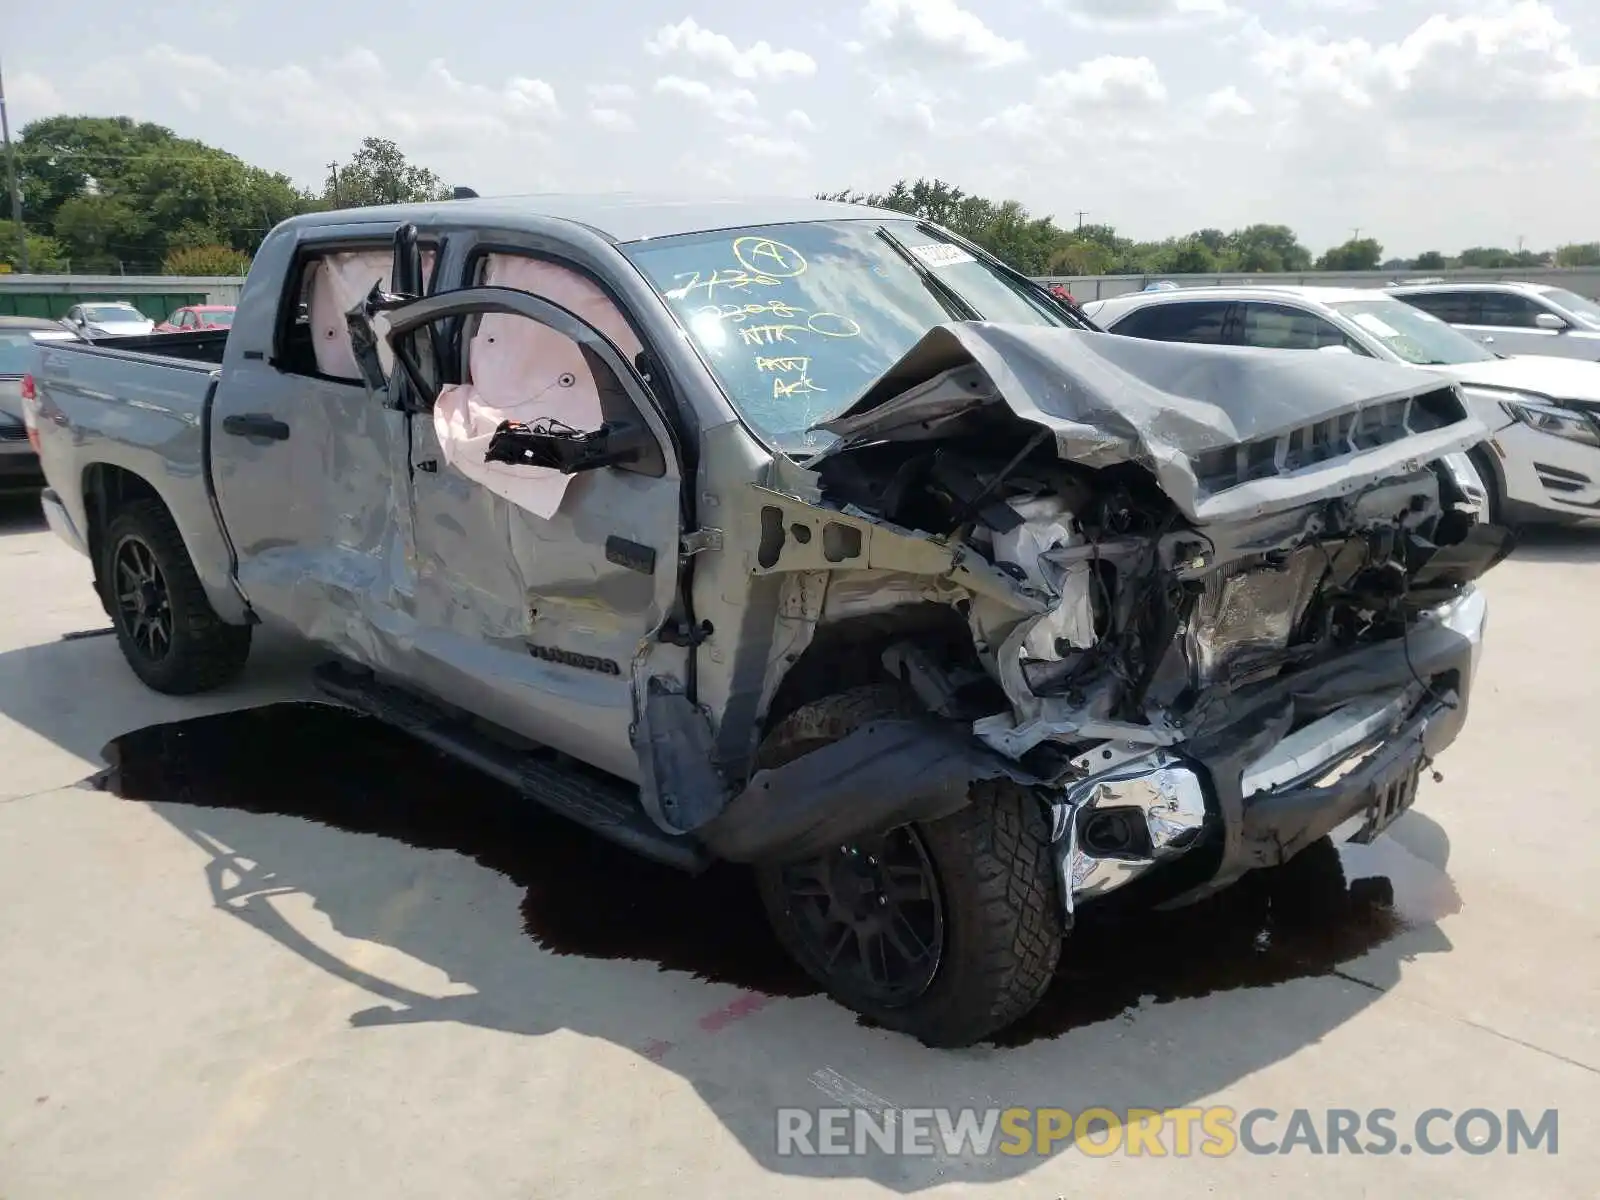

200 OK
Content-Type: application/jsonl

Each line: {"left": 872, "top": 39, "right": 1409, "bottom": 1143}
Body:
{"left": 311, "top": 661, "right": 711, "bottom": 873}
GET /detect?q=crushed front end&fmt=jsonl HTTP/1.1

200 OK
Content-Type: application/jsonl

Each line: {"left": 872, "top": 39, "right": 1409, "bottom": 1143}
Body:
{"left": 710, "top": 323, "right": 1509, "bottom": 923}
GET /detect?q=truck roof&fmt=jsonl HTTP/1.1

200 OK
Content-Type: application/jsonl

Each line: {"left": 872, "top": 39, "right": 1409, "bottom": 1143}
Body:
{"left": 282, "top": 193, "right": 910, "bottom": 245}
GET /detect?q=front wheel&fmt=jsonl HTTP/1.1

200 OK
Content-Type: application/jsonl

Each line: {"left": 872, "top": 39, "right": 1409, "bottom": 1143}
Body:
{"left": 753, "top": 687, "right": 1063, "bottom": 1047}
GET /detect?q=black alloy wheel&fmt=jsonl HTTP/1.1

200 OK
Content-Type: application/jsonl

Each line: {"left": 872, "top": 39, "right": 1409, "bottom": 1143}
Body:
{"left": 112, "top": 534, "right": 174, "bottom": 663}
{"left": 774, "top": 826, "right": 946, "bottom": 1008}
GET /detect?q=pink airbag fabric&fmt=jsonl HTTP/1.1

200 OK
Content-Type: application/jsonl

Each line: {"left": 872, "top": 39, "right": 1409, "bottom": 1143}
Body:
{"left": 433, "top": 256, "right": 644, "bottom": 519}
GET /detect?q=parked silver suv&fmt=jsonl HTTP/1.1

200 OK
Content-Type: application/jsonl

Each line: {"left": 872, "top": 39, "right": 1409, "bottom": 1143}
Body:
{"left": 1388, "top": 281, "right": 1600, "bottom": 362}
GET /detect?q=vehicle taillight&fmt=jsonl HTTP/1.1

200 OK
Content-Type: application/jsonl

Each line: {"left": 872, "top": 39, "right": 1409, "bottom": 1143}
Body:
{"left": 20, "top": 373, "right": 41, "bottom": 453}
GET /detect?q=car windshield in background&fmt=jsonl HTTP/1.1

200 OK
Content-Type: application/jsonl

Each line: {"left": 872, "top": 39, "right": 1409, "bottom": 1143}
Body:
{"left": 82, "top": 304, "right": 145, "bottom": 322}
{"left": 201, "top": 310, "right": 235, "bottom": 327}
{"left": 1330, "top": 299, "right": 1497, "bottom": 366}
{"left": 621, "top": 219, "right": 1067, "bottom": 453}
{"left": 1540, "top": 287, "right": 1600, "bottom": 329}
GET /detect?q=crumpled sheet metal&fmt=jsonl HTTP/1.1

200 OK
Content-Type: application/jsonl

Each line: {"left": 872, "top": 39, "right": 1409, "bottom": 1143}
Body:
{"left": 816, "top": 323, "right": 1490, "bottom": 524}
{"left": 432, "top": 255, "right": 644, "bottom": 520}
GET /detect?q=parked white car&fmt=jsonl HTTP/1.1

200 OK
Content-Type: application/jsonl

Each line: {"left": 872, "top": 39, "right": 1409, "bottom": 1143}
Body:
{"left": 59, "top": 302, "right": 155, "bottom": 340}
{"left": 1082, "top": 285, "right": 1600, "bottom": 526}
{"left": 1386, "top": 281, "right": 1600, "bottom": 362}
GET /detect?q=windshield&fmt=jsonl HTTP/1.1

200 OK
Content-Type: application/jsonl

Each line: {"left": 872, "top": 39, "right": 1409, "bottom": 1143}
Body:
{"left": 199, "top": 309, "right": 235, "bottom": 327}
{"left": 1329, "top": 299, "right": 1497, "bottom": 365}
{"left": 620, "top": 219, "right": 1068, "bottom": 452}
{"left": 1539, "top": 287, "right": 1600, "bottom": 329}
{"left": 81, "top": 304, "right": 146, "bottom": 323}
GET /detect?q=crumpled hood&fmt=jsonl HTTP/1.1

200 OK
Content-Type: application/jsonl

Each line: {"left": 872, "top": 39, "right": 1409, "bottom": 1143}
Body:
{"left": 811, "top": 323, "right": 1490, "bottom": 524}
{"left": 1427, "top": 353, "right": 1600, "bottom": 403}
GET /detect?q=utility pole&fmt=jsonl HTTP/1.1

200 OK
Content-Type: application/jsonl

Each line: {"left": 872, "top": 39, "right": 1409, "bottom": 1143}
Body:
{"left": 0, "top": 56, "right": 29, "bottom": 273}
{"left": 327, "top": 162, "right": 340, "bottom": 206}
{"left": 1075, "top": 210, "right": 1088, "bottom": 232}
{"left": 1351, "top": 227, "right": 1362, "bottom": 243}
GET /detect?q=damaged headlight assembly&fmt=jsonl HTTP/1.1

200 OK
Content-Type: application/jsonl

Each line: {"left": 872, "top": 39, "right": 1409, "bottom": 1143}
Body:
{"left": 1499, "top": 396, "right": 1600, "bottom": 447}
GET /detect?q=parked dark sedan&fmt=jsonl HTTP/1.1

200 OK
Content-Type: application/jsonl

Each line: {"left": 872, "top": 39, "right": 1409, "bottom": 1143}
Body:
{"left": 0, "top": 316, "right": 81, "bottom": 492}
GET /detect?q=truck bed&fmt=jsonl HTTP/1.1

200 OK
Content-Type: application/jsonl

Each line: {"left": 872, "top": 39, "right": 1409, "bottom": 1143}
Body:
{"left": 31, "top": 336, "right": 246, "bottom": 624}
{"left": 82, "top": 327, "right": 230, "bottom": 365}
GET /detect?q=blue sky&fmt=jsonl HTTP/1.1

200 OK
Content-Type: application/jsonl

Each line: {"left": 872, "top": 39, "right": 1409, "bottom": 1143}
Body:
{"left": 9, "top": 0, "right": 1600, "bottom": 254}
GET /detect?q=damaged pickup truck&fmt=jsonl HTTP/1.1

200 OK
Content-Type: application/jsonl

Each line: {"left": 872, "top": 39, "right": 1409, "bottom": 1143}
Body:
{"left": 26, "top": 197, "right": 1509, "bottom": 1046}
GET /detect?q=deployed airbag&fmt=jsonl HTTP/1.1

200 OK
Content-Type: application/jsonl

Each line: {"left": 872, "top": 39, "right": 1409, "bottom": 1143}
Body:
{"left": 433, "top": 256, "right": 644, "bottom": 519}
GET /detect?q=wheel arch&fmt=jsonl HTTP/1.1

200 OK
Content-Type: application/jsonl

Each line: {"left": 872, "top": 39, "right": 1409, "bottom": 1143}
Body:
{"left": 81, "top": 463, "right": 251, "bottom": 625}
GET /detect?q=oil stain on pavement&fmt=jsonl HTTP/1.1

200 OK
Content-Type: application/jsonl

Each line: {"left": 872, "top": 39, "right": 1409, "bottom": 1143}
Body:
{"left": 89, "top": 701, "right": 1458, "bottom": 1045}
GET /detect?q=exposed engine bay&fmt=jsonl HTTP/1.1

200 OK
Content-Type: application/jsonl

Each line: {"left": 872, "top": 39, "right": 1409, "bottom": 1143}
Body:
{"left": 708, "top": 324, "right": 1509, "bottom": 917}
{"left": 805, "top": 401, "right": 1501, "bottom": 772}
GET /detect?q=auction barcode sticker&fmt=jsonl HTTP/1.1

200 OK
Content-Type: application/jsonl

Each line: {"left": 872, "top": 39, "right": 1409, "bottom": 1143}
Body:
{"left": 910, "top": 243, "right": 977, "bottom": 268}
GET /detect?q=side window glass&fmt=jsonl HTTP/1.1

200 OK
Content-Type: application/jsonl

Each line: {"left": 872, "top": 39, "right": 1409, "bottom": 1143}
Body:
{"left": 276, "top": 244, "right": 438, "bottom": 382}
{"left": 1401, "top": 292, "right": 1476, "bottom": 324}
{"left": 1117, "top": 301, "right": 1231, "bottom": 343}
{"left": 1477, "top": 291, "right": 1544, "bottom": 328}
{"left": 1238, "top": 303, "right": 1347, "bottom": 350}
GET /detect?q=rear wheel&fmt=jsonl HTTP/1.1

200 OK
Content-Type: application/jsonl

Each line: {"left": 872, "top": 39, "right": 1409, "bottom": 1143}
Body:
{"left": 753, "top": 686, "right": 1063, "bottom": 1047}
{"left": 101, "top": 499, "right": 251, "bottom": 695}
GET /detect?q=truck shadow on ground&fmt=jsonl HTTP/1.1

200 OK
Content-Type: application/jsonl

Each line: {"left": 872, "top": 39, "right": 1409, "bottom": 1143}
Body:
{"left": 81, "top": 700, "right": 1461, "bottom": 1190}
{"left": 0, "top": 493, "right": 47, "bottom": 534}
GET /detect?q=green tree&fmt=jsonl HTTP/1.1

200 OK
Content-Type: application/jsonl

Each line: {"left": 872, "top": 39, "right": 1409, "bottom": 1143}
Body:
{"left": 1555, "top": 243, "right": 1600, "bottom": 267}
{"left": 1413, "top": 250, "right": 1447, "bottom": 270}
{"left": 162, "top": 244, "right": 252, "bottom": 275}
{"left": 16, "top": 114, "right": 319, "bottom": 272}
{"left": 1224, "top": 224, "right": 1313, "bottom": 273}
{"left": 326, "top": 137, "right": 452, "bottom": 207}
{"left": 51, "top": 194, "right": 147, "bottom": 272}
{"left": 1157, "top": 237, "right": 1219, "bottom": 274}
{"left": 1316, "top": 237, "right": 1384, "bottom": 271}
{"left": 1457, "top": 246, "right": 1517, "bottom": 269}
{"left": 0, "top": 220, "right": 69, "bottom": 272}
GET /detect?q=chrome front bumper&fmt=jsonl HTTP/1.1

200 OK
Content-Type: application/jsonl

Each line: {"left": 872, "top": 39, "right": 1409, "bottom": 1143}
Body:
{"left": 1049, "top": 585, "right": 1489, "bottom": 919}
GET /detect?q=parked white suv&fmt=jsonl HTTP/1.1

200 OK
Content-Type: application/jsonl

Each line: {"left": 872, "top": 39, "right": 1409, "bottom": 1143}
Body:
{"left": 1387, "top": 281, "right": 1600, "bottom": 362}
{"left": 1083, "top": 285, "right": 1600, "bottom": 526}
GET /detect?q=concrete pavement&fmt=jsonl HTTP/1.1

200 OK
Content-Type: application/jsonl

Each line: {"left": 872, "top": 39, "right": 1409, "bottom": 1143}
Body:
{"left": 1, "top": 492, "right": 1596, "bottom": 1199}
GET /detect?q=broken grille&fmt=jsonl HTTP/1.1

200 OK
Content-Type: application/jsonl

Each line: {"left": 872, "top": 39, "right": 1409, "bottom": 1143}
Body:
{"left": 1192, "top": 386, "right": 1466, "bottom": 496}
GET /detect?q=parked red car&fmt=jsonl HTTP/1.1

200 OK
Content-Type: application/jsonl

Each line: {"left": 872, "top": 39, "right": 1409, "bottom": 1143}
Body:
{"left": 154, "top": 305, "right": 236, "bottom": 333}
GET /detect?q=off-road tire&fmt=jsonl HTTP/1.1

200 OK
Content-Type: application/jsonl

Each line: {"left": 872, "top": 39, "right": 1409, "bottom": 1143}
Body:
{"left": 753, "top": 685, "right": 1063, "bottom": 1047}
{"left": 101, "top": 498, "right": 252, "bottom": 695}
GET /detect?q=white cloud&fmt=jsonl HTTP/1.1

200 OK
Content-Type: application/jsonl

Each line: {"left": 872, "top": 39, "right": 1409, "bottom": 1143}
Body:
{"left": 32, "top": 43, "right": 562, "bottom": 169}
{"left": 1202, "top": 84, "right": 1255, "bottom": 118}
{"left": 726, "top": 132, "right": 809, "bottom": 161}
{"left": 587, "top": 83, "right": 636, "bottom": 105}
{"left": 784, "top": 108, "right": 817, "bottom": 132}
{"left": 645, "top": 17, "right": 816, "bottom": 81}
{"left": 858, "top": 0, "right": 1028, "bottom": 69}
{"left": 1050, "top": 0, "right": 1241, "bottom": 32}
{"left": 1248, "top": 1, "right": 1600, "bottom": 115}
{"left": 983, "top": 56, "right": 1168, "bottom": 143}
{"left": 868, "top": 75, "right": 942, "bottom": 133}
{"left": 652, "top": 75, "right": 762, "bottom": 125}
{"left": 589, "top": 107, "right": 636, "bottom": 133}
